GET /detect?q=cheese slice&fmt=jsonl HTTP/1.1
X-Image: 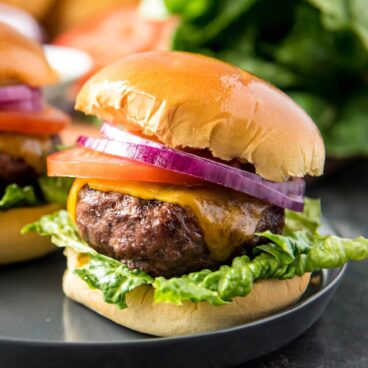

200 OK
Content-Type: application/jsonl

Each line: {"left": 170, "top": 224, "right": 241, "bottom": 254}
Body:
{"left": 68, "top": 178, "right": 271, "bottom": 261}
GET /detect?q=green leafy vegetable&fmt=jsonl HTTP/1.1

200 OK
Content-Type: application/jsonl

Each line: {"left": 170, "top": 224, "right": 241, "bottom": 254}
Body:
{"left": 22, "top": 210, "right": 153, "bottom": 309}
{"left": 23, "top": 199, "right": 368, "bottom": 308}
{"left": 38, "top": 176, "right": 74, "bottom": 206}
{"left": 0, "top": 184, "right": 40, "bottom": 210}
{"left": 76, "top": 258, "right": 153, "bottom": 308}
{"left": 324, "top": 92, "right": 368, "bottom": 157}
{"left": 284, "top": 198, "right": 321, "bottom": 234}
{"left": 0, "top": 176, "right": 73, "bottom": 211}
{"left": 307, "top": 0, "right": 368, "bottom": 51}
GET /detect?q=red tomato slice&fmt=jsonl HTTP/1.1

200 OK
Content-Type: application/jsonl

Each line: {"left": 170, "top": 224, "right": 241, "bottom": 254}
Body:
{"left": 47, "top": 147, "right": 203, "bottom": 185}
{"left": 0, "top": 105, "right": 70, "bottom": 135}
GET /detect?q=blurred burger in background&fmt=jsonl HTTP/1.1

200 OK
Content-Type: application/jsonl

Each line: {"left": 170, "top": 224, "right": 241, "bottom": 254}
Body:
{"left": 0, "top": 22, "right": 71, "bottom": 264}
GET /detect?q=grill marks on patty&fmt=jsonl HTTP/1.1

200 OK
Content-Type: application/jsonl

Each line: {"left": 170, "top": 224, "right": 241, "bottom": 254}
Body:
{"left": 76, "top": 185, "right": 285, "bottom": 277}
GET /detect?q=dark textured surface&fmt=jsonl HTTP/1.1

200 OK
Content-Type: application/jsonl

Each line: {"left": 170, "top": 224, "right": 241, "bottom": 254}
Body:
{"left": 240, "top": 159, "right": 368, "bottom": 368}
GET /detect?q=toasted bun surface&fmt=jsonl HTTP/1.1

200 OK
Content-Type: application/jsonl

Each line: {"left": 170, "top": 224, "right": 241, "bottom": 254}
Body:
{"left": 0, "top": 203, "right": 61, "bottom": 264}
{"left": 0, "top": 21, "right": 58, "bottom": 86}
{"left": 76, "top": 51, "right": 324, "bottom": 182}
{"left": 63, "top": 248, "right": 310, "bottom": 337}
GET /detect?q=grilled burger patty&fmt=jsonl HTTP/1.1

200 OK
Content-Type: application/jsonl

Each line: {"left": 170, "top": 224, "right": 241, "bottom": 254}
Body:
{"left": 76, "top": 185, "right": 285, "bottom": 277}
{"left": 0, "top": 151, "right": 38, "bottom": 187}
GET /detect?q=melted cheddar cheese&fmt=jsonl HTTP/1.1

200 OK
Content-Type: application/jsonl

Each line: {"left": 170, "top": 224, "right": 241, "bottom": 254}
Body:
{"left": 68, "top": 179, "right": 271, "bottom": 261}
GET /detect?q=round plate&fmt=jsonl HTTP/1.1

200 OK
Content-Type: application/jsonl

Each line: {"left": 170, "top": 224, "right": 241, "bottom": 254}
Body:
{"left": 0, "top": 235, "right": 346, "bottom": 368}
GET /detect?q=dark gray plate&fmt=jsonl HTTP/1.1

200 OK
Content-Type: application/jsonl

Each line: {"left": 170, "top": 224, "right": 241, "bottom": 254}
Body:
{"left": 0, "top": 225, "right": 346, "bottom": 368}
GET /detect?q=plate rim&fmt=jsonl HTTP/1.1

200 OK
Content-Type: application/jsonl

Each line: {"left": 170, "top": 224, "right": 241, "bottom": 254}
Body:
{"left": 0, "top": 263, "right": 347, "bottom": 347}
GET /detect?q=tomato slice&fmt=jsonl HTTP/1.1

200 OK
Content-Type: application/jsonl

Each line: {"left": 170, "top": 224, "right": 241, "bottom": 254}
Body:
{"left": 0, "top": 105, "right": 70, "bottom": 135}
{"left": 47, "top": 147, "right": 203, "bottom": 185}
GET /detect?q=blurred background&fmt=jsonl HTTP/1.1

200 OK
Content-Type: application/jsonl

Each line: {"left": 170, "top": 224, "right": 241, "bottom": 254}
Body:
{"left": 1, "top": 0, "right": 367, "bottom": 161}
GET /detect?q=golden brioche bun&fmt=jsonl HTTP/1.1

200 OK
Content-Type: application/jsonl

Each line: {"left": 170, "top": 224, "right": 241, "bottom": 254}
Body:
{"left": 0, "top": 203, "right": 61, "bottom": 264}
{"left": 76, "top": 51, "right": 325, "bottom": 182}
{"left": 0, "top": 21, "right": 58, "bottom": 86}
{"left": 63, "top": 248, "right": 310, "bottom": 337}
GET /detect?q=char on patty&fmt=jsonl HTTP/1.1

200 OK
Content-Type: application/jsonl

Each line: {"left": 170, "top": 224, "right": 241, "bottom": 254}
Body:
{"left": 76, "top": 185, "right": 285, "bottom": 278}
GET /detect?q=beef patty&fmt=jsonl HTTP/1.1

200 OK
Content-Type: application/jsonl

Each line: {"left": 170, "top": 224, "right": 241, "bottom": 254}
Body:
{"left": 76, "top": 186, "right": 285, "bottom": 277}
{"left": 0, "top": 151, "right": 38, "bottom": 187}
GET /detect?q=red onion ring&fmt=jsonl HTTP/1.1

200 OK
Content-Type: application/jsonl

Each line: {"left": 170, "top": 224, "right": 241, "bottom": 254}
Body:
{"left": 0, "top": 97, "right": 43, "bottom": 112}
{"left": 100, "top": 123, "right": 305, "bottom": 198}
{"left": 0, "top": 85, "right": 42, "bottom": 112}
{"left": 77, "top": 134, "right": 304, "bottom": 211}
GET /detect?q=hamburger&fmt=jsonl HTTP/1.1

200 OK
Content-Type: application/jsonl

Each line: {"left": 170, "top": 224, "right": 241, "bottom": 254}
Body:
{"left": 0, "top": 22, "right": 70, "bottom": 264}
{"left": 24, "top": 51, "right": 368, "bottom": 336}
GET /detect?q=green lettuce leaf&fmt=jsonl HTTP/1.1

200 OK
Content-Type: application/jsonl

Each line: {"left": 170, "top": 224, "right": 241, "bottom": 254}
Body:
{"left": 307, "top": 0, "right": 368, "bottom": 52}
{"left": 38, "top": 176, "right": 74, "bottom": 206}
{"left": 76, "top": 257, "right": 154, "bottom": 309}
{"left": 22, "top": 210, "right": 153, "bottom": 308}
{"left": 0, "top": 184, "right": 40, "bottom": 210}
{"left": 324, "top": 92, "right": 368, "bottom": 157}
{"left": 284, "top": 198, "right": 321, "bottom": 234}
{"left": 154, "top": 231, "right": 368, "bottom": 305}
{"left": 23, "top": 199, "right": 368, "bottom": 308}
{"left": 167, "top": 0, "right": 256, "bottom": 49}
{"left": 0, "top": 175, "right": 73, "bottom": 211}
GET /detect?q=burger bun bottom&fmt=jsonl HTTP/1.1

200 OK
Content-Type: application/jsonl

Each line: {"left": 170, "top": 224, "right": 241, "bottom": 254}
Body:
{"left": 0, "top": 203, "right": 61, "bottom": 264}
{"left": 63, "top": 248, "right": 310, "bottom": 337}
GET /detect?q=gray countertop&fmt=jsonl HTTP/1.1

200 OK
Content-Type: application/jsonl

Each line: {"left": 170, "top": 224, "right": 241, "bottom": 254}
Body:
{"left": 241, "top": 159, "right": 368, "bottom": 368}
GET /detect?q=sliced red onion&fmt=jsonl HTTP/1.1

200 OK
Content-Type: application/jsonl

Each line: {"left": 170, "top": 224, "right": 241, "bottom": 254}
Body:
{"left": 101, "top": 123, "right": 305, "bottom": 198}
{"left": 0, "top": 85, "right": 42, "bottom": 112}
{"left": 0, "top": 85, "right": 41, "bottom": 102}
{"left": 77, "top": 135, "right": 304, "bottom": 211}
{"left": 0, "top": 97, "right": 43, "bottom": 112}
{"left": 101, "top": 123, "right": 163, "bottom": 148}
